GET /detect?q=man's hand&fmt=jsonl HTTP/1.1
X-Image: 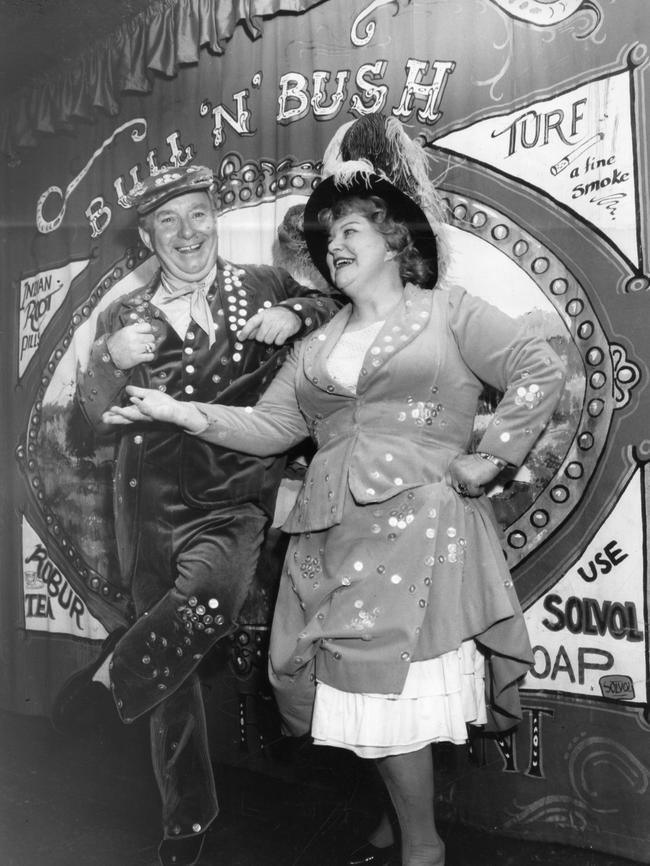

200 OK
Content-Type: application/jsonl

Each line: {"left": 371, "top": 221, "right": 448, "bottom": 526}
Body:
{"left": 448, "top": 453, "right": 501, "bottom": 498}
{"left": 238, "top": 307, "right": 301, "bottom": 345}
{"left": 102, "top": 386, "right": 208, "bottom": 433}
{"left": 106, "top": 322, "right": 159, "bottom": 370}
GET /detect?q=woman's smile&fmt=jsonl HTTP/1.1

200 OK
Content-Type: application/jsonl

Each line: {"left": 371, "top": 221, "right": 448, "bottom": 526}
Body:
{"left": 326, "top": 213, "right": 389, "bottom": 290}
{"left": 332, "top": 255, "right": 355, "bottom": 272}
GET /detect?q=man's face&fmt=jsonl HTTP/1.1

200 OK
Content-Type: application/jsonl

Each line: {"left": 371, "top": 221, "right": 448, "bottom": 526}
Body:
{"left": 138, "top": 191, "right": 219, "bottom": 283}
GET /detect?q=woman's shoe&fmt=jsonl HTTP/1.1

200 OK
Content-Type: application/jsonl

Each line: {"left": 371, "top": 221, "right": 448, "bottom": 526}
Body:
{"left": 346, "top": 840, "right": 399, "bottom": 866}
{"left": 158, "top": 831, "right": 206, "bottom": 866}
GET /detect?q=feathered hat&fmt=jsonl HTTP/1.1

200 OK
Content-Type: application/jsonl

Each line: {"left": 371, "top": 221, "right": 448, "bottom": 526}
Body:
{"left": 304, "top": 172, "right": 439, "bottom": 288}
{"left": 303, "top": 114, "right": 448, "bottom": 289}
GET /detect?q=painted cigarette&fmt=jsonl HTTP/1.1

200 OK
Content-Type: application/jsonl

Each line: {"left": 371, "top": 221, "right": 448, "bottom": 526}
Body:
{"left": 550, "top": 132, "right": 605, "bottom": 176}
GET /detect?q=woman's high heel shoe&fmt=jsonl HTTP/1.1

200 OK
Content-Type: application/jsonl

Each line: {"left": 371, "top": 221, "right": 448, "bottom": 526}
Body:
{"left": 345, "top": 840, "right": 399, "bottom": 866}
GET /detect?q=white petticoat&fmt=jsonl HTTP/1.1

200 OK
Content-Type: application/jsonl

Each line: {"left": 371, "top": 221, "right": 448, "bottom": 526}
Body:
{"left": 311, "top": 640, "right": 486, "bottom": 758}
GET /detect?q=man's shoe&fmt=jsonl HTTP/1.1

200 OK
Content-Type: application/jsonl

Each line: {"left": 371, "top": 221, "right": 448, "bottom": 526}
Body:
{"left": 346, "top": 840, "right": 399, "bottom": 866}
{"left": 158, "top": 832, "right": 206, "bottom": 866}
{"left": 50, "top": 628, "right": 125, "bottom": 735}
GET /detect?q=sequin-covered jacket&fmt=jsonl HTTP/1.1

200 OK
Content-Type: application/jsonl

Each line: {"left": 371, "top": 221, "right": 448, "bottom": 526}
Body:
{"left": 191, "top": 283, "right": 567, "bottom": 532}
{"left": 76, "top": 260, "right": 338, "bottom": 577}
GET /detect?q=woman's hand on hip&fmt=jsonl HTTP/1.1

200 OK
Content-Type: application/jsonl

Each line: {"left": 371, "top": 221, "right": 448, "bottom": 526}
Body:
{"left": 448, "top": 453, "right": 501, "bottom": 498}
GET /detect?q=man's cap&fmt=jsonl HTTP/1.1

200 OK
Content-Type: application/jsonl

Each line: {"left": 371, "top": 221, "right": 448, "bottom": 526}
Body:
{"left": 126, "top": 165, "right": 215, "bottom": 215}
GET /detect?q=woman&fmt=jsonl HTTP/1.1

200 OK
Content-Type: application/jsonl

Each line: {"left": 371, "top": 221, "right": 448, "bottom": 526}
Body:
{"left": 104, "top": 171, "right": 566, "bottom": 866}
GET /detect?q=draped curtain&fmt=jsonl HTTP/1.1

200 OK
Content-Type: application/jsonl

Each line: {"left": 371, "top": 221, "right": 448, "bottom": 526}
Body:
{"left": 0, "top": 0, "right": 327, "bottom": 160}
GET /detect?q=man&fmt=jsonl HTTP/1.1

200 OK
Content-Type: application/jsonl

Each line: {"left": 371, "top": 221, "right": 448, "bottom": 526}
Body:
{"left": 54, "top": 165, "right": 338, "bottom": 866}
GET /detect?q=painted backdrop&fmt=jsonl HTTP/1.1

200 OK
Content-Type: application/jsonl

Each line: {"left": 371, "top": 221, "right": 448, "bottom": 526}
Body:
{"left": 1, "top": 0, "right": 649, "bottom": 860}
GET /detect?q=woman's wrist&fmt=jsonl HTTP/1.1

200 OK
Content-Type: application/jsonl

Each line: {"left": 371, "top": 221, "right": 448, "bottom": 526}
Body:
{"left": 182, "top": 403, "right": 209, "bottom": 434}
{"left": 475, "top": 451, "right": 508, "bottom": 471}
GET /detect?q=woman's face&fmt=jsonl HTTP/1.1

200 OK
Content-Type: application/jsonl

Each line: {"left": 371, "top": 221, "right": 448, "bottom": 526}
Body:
{"left": 326, "top": 211, "right": 392, "bottom": 293}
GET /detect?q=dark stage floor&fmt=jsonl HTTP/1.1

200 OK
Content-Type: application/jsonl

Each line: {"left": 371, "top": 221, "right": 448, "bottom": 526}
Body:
{"left": 0, "top": 708, "right": 644, "bottom": 866}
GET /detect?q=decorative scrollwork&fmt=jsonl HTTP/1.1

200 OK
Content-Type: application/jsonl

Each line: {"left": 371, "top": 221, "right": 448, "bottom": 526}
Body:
{"left": 502, "top": 794, "right": 591, "bottom": 831}
{"left": 213, "top": 153, "right": 321, "bottom": 214}
{"left": 351, "top": 0, "right": 402, "bottom": 47}
{"left": 568, "top": 736, "right": 650, "bottom": 812}
{"left": 36, "top": 119, "right": 148, "bottom": 234}
{"left": 490, "top": 0, "right": 600, "bottom": 33}
{"left": 610, "top": 343, "right": 641, "bottom": 409}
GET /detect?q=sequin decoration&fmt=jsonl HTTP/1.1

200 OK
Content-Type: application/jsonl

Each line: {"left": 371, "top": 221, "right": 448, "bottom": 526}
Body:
{"left": 410, "top": 401, "right": 443, "bottom": 426}
{"left": 387, "top": 505, "right": 415, "bottom": 531}
{"left": 514, "top": 383, "right": 544, "bottom": 409}
{"left": 299, "top": 554, "right": 322, "bottom": 581}
{"left": 350, "top": 604, "right": 380, "bottom": 631}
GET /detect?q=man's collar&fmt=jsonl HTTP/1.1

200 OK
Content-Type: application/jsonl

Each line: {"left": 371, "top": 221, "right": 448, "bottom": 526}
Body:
{"left": 159, "top": 263, "right": 218, "bottom": 296}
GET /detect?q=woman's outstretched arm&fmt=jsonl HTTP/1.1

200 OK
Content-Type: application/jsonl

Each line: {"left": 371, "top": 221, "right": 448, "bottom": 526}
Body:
{"left": 103, "top": 348, "right": 310, "bottom": 457}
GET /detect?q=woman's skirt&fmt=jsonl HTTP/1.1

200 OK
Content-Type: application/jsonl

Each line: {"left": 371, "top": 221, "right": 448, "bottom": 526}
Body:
{"left": 311, "top": 640, "right": 486, "bottom": 758}
{"left": 268, "top": 482, "right": 533, "bottom": 740}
